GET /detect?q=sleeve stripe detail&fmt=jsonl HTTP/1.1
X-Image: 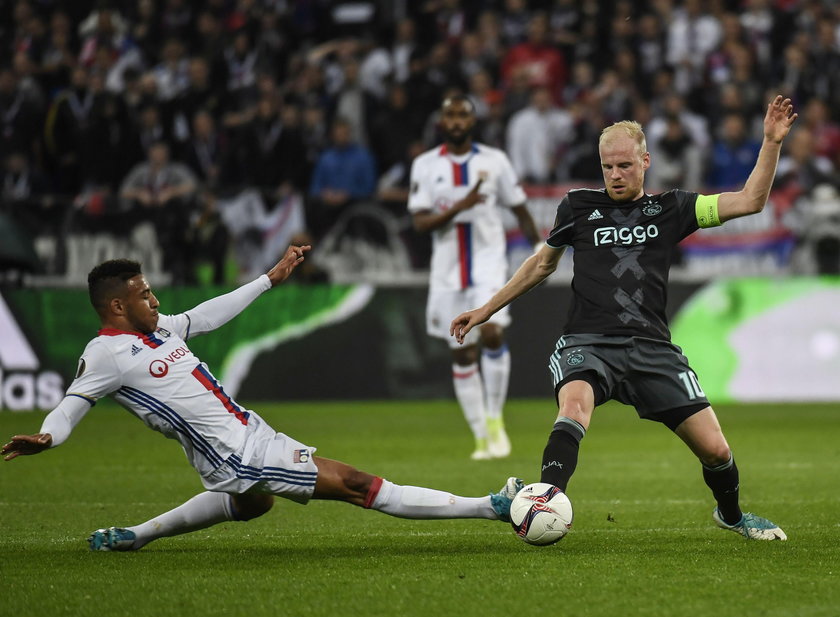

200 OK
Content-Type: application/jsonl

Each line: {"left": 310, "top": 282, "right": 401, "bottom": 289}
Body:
{"left": 67, "top": 393, "right": 96, "bottom": 406}
{"left": 185, "top": 313, "right": 192, "bottom": 340}
{"left": 695, "top": 194, "right": 721, "bottom": 228}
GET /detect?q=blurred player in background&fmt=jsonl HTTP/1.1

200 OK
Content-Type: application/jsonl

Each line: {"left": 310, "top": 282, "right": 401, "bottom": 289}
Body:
{"left": 409, "top": 95, "right": 541, "bottom": 460}
{"left": 2, "top": 246, "right": 523, "bottom": 551}
{"left": 451, "top": 96, "right": 797, "bottom": 540}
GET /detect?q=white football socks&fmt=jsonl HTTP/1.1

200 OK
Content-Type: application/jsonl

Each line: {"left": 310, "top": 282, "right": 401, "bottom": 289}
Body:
{"left": 127, "top": 491, "right": 234, "bottom": 549}
{"left": 481, "top": 345, "right": 510, "bottom": 421}
{"left": 370, "top": 479, "right": 495, "bottom": 519}
{"left": 452, "top": 363, "right": 488, "bottom": 441}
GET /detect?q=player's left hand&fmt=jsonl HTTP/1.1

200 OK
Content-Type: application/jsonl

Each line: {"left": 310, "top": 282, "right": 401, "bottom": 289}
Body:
{"left": 2, "top": 433, "right": 52, "bottom": 461}
{"left": 764, "top": 95, "right": 797, "bottom": 144}
{"left": 267, "top": 244, "right": 312, "bottom": 286}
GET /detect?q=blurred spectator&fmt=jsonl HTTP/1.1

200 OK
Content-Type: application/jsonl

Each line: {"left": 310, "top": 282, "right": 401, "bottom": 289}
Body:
{"left": 181, "top": 109, "right": 231, "bottom": 189}
{"left": 425, "top": 41, "right": 462, "bottom": 91}
{"left": 153, "top": 38, "right": 190, "bottom": 102}
{"left": 169, "top": 57, "right": 226, "bottom": 142}
{"left": 390, "top": 18, "right": 417, "bottom": 83}
{"left": 224, "top": 30, "right": 260, "bottom": 104}
{"left": 665, "top": 0, "right": 722, "bottom": 95}
{"left": 333, "top": 55, "right": 372, "bottom": 146}
{"left": 800, "top": 98, "right": 840, "bottom": 163}
{"left": 506, "top": 86, "right": 573, "bottom": 184}
{"left": 466, "top": 69, "right": 493, "bottom": 121}
{"left": 137, "top": 104, "right": 171, "bottom": 153}
{"left": 43, "top": 66, "right": 94, "bottom": 194}
{"left": 308, "top": 116, "right": 377, "bottom": 238}
{"left": 475, "top": 89, "right": 507, "bottom": 149}
{"left": 119, "top": 141, "right": 198, "bottom": 283}
{"left": 706, "top": 113, "right": 761, "bottom": 191}
{"left": 240, "top": 98, "right": 307, "bottom": 192}
{"left": 646, "top": 93, "right": 711, "bottom": 156}
{"left": 635, "top": 12, "right": 667, "bottom": 95}
{"left": 500, "top": 0, "right": 532, "bottom": 46}
{"left": 0, "top": 66, "right": 41, "bottom": 163}
{"left": 185, "top": 189, "right": 229, "bottom": 284}
{"left": 787, "top": 184, "right": 840, "bottom": 274}
{"left": 775, "top": 128, "right": 834, "bottom": 198}
{"left": 501, "top": 12, "right": 567, "bottom": 105}
{"left": 84, "top": 92, "right": 141, "bottom": 191}
{"left": 1, "top": 151, "right": 52, "bottom": 217}
{"left": 647, "top": 115, "right": 704, "bottom": 192}
{"left": 369, "top": 83, "right": 424, "bottom": 172}
{"left": 403, "top": 49, "right": 437, "bottom": 119}
{"left": 40, "top": 11, "right": 77, "bottom": 94}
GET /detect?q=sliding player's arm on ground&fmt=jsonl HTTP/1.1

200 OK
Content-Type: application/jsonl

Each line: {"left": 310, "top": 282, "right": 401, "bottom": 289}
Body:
{"left": 450, "top": 243, "right": 565, "bottom": 344}
{"left": 2, "top": 342, "right": 121, "bottom": 460}
{"left": 169, "top": 245, "right": 312, "bottom": 340}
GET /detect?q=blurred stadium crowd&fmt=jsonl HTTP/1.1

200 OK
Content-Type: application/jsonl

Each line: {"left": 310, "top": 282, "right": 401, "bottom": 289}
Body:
{"left": 2, "top": 0, "right": 840, "bottom": 284}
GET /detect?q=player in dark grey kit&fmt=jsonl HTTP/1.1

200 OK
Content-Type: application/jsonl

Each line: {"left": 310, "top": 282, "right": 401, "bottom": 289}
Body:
{"left": 451, "top": 95, "right": 798, "bottom": 541}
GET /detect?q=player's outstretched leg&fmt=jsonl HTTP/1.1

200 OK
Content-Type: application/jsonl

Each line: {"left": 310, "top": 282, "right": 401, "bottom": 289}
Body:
{"left": 315, "top": 457, "right": 519, "bottom": 522}
{"left": 712, "top": 509, "right": 787, "bottom": 541}
{"left": 89, "top": 491, "right": 272, "bottom": 551}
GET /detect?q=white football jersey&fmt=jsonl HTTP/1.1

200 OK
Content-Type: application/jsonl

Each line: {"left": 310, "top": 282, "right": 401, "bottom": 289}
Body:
{"left": 65, "top": 314, "right": 274, "bottom": 479}
{"left": 408, "top": 143, "right": 527, "bottom": 291}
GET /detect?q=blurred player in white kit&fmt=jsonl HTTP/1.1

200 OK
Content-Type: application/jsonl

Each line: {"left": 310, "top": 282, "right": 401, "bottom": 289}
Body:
{"left": 409, "top": 94, "right": 541, "bottom": 460}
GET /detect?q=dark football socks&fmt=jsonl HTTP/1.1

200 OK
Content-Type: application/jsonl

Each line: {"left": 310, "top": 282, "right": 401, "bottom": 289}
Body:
{"left": 540, "top": 417, "right": 586, "bottom": 492}
{"left": 702, "top": 455, "right": 742, "bottom": 524}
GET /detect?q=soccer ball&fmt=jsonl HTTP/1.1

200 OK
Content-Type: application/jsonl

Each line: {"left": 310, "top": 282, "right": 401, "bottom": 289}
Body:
{"left": 509, "top": 483, "right": 573, "bottom": 546}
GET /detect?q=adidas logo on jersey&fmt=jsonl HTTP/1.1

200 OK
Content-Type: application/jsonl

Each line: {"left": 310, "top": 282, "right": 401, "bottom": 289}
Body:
{"left": 131, "top": 344, "right": 143, "bottom": 356}
{"left": 588, "top": 209, "right": 603, "bottom": 221}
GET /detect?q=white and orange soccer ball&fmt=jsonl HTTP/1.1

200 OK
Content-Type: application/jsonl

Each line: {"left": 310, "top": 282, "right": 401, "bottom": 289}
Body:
{"left": 509, "top": 482, "right": 573, "bottom": 546}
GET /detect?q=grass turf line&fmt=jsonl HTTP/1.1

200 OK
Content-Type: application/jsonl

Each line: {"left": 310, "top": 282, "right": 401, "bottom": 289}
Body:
{"left": 1, "top": 400, "right": 838, "bottom": 617}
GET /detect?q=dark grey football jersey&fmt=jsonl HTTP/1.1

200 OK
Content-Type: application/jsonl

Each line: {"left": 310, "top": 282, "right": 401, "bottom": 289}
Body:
{"left": 547, "top": 188, "right": 700, "bottom": 340}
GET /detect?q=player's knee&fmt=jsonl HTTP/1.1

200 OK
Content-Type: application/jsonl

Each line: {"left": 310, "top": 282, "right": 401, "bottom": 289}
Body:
{"left": 232, "top": 493, "right": 275, "bottom": 521}
{"left": 558, "top": 396, "right": 591, "bottom": 425}
{"left": 341, "top": 467, "right": 373, "bottom": 496}
{"left": 479, "top": 324, "right": 504, "bottom": 348}
{"left": 452, "top": 346, "right": 478, "bottom": 366}
{"left": 700, "top": 446, "right": 732, "bottom": 468}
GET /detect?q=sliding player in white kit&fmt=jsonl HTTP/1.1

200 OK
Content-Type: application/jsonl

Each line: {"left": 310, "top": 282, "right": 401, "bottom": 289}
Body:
{"left": 409, "top": 94, "right": 541, "bottom": 460}
{"left": 2, "top": 245, "right": 523, "bottom": 551}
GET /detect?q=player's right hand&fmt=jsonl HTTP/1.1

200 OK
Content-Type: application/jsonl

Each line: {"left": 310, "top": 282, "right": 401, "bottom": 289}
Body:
{"left": 456, "top": 179, "right": 485, "bottom": 211}
{"left": 2, "top": 433, "right": 52, "bottom": 461}
{"left": 450, "top": 308, "right": 489, "bottom": 344}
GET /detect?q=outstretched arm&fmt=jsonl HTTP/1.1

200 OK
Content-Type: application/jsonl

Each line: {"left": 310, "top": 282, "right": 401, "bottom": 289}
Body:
{"left": 450, "top": 244, "right": 564, "bottom": 344}
{"left": 2, "top": 396, "right": 92, "bottom": 461}
{"left": 717, "top": 96, "right": 797, "bottom": 223}
{"left": 181, "top": 245, "right": 311, "bottom": 338}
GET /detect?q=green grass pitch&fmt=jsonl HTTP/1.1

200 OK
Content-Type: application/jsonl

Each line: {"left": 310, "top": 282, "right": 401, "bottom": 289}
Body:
{"left": 2, "top": 400, "right": 838, "bottom": 617}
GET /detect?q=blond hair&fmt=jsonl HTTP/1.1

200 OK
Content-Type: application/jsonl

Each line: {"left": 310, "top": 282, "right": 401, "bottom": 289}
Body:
{"left": 599, "top": 120, "right": 647, "bottom": 156}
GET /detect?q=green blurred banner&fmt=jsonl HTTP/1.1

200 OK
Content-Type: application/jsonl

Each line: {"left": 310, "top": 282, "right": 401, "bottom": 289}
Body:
{"left": 671, "top": 277, "right": 840, "bottom": 402}
{"left": 8, "top": 278, "right": 837, "bottom": 410}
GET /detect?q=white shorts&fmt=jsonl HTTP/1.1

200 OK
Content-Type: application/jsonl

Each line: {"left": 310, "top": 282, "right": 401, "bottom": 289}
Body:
{"left": 427, "top": 286, "right": 511, "bottom": 349}
{"left": 202, "top": 428, "right": 320, "bottom": 504}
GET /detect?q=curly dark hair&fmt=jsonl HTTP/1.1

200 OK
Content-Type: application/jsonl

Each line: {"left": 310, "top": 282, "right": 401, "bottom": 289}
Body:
{"left": 87, "top": 259, "right": 142, "bottom": 312}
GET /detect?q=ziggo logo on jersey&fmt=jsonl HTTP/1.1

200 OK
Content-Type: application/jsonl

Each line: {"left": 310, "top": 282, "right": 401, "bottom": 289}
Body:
{"left": 149, "top": 346, "right": 190, "bottom": 378}
{"left": 593, "top": 224, "right": 659, "bottom": 247}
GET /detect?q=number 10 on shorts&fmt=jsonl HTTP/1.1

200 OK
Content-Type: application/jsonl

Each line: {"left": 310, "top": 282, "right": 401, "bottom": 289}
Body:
{"left": 678, "top": 371, "right": 705, "bottom": 399}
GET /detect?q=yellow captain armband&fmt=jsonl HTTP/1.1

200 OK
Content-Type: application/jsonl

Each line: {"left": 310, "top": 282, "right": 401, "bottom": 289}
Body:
{"left": 695, "top": 194, "right": 721, "bottom": 228}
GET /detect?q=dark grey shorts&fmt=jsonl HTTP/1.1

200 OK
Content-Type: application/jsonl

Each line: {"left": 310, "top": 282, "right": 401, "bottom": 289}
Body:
{"left": 548, "top": 334, "right": 710, "bottom": 429}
